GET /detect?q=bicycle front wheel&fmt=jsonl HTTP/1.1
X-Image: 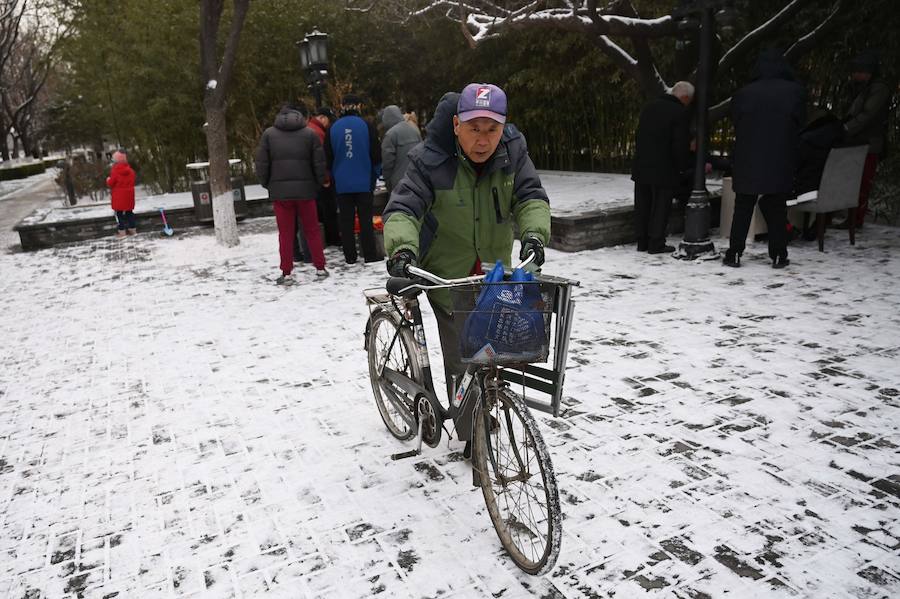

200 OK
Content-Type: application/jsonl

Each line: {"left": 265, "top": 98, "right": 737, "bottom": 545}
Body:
{"left": 367, "top": 311, "right": 420, "bottom": 441}
{"left": 473, "top": 382, "right": 561, "bottom": 575}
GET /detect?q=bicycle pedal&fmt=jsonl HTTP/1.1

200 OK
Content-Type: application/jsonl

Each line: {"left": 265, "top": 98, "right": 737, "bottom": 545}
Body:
{"left": 391, "top": 449, "right": 420, "bottom": 461}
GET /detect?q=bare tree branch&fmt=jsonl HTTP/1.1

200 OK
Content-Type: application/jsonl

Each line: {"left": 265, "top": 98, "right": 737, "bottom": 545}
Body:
{"left": 785, "top": 0, "right": 842, "bottom": 61}
{"left": 215, "top": 0, "right": 249, "bottom": 103}
{"left": 709, "top": 1, "right": 844, "bottom": 124}
{"left": 717, "top": 0, "right": 811, "bottom": 75}
{"left": 0, "top": 0, "right": 28, "bottom": 77}
{"left": 346, "top": 0, "right": 840, "bottom": 104}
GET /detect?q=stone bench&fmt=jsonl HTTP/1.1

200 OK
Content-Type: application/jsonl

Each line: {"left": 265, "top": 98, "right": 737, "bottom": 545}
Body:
{"left": 15, "top": 171, "right": 721, "bottom": 253}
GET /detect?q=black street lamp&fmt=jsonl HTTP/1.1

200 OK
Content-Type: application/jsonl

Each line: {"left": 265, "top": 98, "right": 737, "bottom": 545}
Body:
{"left": 673, "top": 0, "right": 737, "bottom": 261}
{"left": 296, "top": 28, "right": 329, "bottom": 109}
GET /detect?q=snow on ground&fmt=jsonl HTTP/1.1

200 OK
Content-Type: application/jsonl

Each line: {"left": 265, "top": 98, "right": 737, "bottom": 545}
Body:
{"left": 0, "top": 212, "right": 899, "bottom": 598}
{"left": 0, "top": 169, "right": 58, "bottom": 202}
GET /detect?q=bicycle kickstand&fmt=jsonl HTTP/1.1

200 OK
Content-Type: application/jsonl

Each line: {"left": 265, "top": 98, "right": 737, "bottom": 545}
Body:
{"left": 391, "top": 416, "right": 424, "bottom": 461}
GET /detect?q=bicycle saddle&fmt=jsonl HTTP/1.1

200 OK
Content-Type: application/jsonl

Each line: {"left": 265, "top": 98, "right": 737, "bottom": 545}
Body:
{"left": 386, "top": 277, "right": 424, "bottom": 298}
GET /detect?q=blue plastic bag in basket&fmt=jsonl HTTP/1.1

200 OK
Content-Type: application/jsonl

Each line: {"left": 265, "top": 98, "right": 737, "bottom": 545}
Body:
{"left": 461, "top": 260, "right": 545, "bottom": 363}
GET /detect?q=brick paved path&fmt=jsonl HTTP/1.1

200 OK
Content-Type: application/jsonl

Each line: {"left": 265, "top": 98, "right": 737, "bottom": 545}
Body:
{"left": 0, "top": 219, "right": 898, "bottom": 598}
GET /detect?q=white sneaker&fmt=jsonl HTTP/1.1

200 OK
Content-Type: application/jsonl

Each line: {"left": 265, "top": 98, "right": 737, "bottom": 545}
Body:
{"left": 316, "top": 269, "right": 330, "bottom": 279}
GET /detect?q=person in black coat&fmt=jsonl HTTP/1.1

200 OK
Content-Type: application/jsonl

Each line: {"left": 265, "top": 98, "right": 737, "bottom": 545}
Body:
{"left": 255, "top": 102, "right": 329, "bottom": 284}
{"left": 631, "top": 81, "right": 694, "bottom": 253}
{"left": 725, "top": 49, "right": 806, "bottom": 269}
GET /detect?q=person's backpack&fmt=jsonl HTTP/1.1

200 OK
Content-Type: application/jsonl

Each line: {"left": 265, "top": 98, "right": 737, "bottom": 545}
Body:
{"left": 459, "top": 261, "right": 547, "bottom": 364}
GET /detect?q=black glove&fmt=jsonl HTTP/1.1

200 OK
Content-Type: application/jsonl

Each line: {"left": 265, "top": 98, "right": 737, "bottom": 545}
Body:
{"left": 519, "top": 234, "right": 545, "bottom": 267}
{"left": 387, "top": 249, "right": 417, "bottom": 277}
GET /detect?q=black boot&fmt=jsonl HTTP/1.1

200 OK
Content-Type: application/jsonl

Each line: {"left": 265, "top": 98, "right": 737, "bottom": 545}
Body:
{"left": 772, "top": 255, "right": 790, "bottom": 269}
{"left": 723, "top": 250, "right": 741, "bottom": 268}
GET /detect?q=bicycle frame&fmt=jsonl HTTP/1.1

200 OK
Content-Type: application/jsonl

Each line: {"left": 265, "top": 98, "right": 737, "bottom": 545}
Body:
{"left": 364, "top": 288, "right": 486, "bottom": 457}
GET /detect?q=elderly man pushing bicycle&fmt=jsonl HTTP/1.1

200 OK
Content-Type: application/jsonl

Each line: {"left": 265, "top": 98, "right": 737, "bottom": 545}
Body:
{"left": 382, "top": 83, "right": 552, "bottom": 402}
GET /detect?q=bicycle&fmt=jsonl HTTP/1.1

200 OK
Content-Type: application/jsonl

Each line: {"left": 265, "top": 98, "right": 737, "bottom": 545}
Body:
{"left": 363, "top": 253, "right": 579, "bottom": 575}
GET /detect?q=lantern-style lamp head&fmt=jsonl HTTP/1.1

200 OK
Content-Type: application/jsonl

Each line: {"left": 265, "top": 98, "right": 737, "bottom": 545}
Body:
{"left": 296, "top": 37, "right": 311, "bottom": 71}
{"left": 306, "top": 29, "right": 328, "bottom": 68}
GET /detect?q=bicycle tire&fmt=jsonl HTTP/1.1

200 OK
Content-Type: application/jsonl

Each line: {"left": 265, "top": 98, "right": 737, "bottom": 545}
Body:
{"left": 367, "top": 311, "right": 420, "bottom": 441}
{"left": 473, "top": 383, "right": 561, "bottom": 575}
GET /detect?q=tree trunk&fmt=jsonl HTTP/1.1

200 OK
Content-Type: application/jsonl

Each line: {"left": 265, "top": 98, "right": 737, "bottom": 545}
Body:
{"left": 19, "top": 129, "right": 34, "bottom": 159}
{"left": 199, "top": 0, "right": 249, "bottom": 247}
{"left": 204, "top": 102, "right": 239, "bottom": 247}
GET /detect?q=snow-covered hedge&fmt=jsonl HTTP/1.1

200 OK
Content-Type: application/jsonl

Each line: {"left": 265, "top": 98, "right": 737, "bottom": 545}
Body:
{"left": 0, "top": 161, "right": 46, "bottom": 181}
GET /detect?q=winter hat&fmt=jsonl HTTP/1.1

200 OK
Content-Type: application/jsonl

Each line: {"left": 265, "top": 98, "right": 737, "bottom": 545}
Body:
{"left": 849, "top": 50, "right": 879, "bottom": 74}
{"left": 457, "top": 83, "right": 507, "bottom": 124}
{"left": 341, "top": 93, "right": 363, "bottom": 107}
{"left": 112, "top": 150, "right": 127, "bottom": 163}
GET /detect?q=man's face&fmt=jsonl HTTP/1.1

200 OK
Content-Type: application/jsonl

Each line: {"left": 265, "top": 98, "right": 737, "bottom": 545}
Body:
{"left": 315, "top": 115, "right": 330, "bottom": 128}
{"left": 851, "top": 71, "right": 872, "bottom": 83}
{"left": 454, "top": 116, "right": 504, "bottom": 164}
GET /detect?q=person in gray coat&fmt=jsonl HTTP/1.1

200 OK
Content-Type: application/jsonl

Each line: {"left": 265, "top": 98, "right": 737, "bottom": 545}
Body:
{"left": 840, "top": 50, "right": 893, "bottom": 228}
{"left": 381, "top": 105, "right": 422, "bottom": 192}
{"left": 255, "top": 103, "right": 329, "bottom": 284}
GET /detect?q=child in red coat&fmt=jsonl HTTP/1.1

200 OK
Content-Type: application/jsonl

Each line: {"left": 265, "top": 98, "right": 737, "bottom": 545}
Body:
{"left": 106, "top": 150, "right": 137, "bottom": 238}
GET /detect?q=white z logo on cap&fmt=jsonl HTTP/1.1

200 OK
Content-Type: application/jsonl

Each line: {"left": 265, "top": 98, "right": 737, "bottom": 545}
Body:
{"left": 475, "top": 86, "right": 491, "bottom": 107}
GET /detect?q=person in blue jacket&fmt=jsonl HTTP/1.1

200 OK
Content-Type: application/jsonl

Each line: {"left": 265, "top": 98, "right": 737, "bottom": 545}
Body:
{"left": 325, "top": 94, "right": 382, "bottom": 264}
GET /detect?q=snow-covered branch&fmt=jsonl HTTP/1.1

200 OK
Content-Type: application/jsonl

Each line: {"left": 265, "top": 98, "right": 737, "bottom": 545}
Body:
{"left": 344, "top": 0, "right": 843, "bottom": 101}
{"left": 344, "top": 0, "right": 673, "bottom": 40}
{"left": 717, "top": 0, "right": 811, "bottom": 75}
{"left": 709, "top": 0, "right": 844, "bottom": 124}
{"left": 785, "top": 1, "right": 842, "bottom": 62}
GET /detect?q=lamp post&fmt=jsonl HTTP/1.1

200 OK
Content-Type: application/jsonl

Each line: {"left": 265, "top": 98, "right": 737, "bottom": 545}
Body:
{"left": 296, "top": 28, "right": 329, "bottom": 109}
{"left": 673, "top": 0, "right": 737, "bottom": 260}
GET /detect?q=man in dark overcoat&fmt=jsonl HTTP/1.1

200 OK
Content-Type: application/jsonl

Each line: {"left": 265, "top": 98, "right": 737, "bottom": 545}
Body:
{"left": 726, "top": 49, "right": 806, "bottom": 269}
{"left": 631, "top": 81, "right": 694, "bottom": 254}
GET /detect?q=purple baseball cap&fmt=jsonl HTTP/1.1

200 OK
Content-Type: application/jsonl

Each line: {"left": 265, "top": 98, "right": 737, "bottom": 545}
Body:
{"left": 457, "top": 83, "right": 507, "bottom": 124}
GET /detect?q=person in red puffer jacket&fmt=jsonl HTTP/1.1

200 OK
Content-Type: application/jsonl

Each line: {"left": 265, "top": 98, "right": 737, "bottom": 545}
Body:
{"left": 106, "top": 150, "right": 137, "bottom": 238}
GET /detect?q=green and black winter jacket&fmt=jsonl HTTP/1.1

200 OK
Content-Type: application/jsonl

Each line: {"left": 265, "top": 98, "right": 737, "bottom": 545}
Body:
{"left": 382, "top": 92, "right": 551, "bottom": 311}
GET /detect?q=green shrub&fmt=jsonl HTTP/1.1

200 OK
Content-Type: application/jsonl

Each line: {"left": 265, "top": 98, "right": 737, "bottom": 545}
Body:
{"left": 0, "top": 161, "right": 46, "bottom": 181}
{"left": 54, "top": 160, "right": 109, "bottom": 203}
{"left": 870, "top": 155, "right": 900, "bottom": 226}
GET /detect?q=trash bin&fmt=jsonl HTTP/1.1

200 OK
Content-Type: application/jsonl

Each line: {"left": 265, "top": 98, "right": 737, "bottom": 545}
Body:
{"left": 186, "top": 159, "right": 248, "bottom": 224}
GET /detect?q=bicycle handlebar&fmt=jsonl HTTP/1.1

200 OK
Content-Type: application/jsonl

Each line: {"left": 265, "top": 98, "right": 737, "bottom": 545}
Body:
{"left": 408, "top": 251, "right": 535, "bottom": 285}
{"left": 390, "top": 251, "right": 538, "bottom": 296}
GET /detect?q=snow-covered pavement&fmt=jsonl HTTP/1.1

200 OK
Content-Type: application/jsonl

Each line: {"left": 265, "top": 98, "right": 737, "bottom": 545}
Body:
{"left": 0, "top": 218, "right": 898, "bottom": 598}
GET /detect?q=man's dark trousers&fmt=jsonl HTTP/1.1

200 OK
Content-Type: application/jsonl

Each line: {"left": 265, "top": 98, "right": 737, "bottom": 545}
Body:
{"left": 337, "top": 191, "right": 377, "bottom": 263}
{"left": 728, "top": 193, "right": 789, "bottom": 259}
{"left": 432, "top": 305, "right": 465, "bottom": 405}
{"left": 317, "top": 185, "right": 342, "bottom": 246}
{"left": 634, "top": 182, "right": 673, "bottom": 251}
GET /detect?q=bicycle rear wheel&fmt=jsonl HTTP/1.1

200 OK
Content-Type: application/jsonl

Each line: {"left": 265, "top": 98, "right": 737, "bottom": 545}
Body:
{"left": 367, "top": 311, "right": 420, "bottom": 441}
{"left": 473, "top": 381, "right": 561, "bottom": 575}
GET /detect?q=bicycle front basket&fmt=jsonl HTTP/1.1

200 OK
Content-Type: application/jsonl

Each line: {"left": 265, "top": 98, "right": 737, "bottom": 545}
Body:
{"left": 450, "top": 280, "right": 554, "bottom": 366}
